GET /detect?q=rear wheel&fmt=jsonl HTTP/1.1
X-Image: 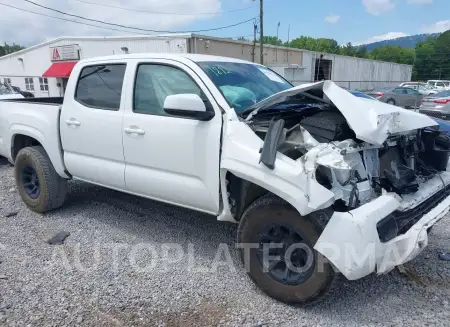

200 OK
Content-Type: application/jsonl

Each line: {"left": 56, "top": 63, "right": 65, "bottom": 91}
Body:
{"left": 386, "top": 99, "right": 396, "bottom": 105}
{"left": 237, "top": 195, "right": 336, "bottom": 305}
{"left": 14, "top": 146, "right": 67, "bottom": 213}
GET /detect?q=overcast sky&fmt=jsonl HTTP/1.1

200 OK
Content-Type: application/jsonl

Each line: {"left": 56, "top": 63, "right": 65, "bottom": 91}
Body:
{"left": 0, "top": 0, "right": 449, "bottom": 47}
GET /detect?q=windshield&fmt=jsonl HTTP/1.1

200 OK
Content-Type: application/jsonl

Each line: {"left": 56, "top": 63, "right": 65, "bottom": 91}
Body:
{"left": 0, "top": 83, "right": 13, "bottom": 95}
{"left": 197, "top": 61, "right": 292, "bottom": 113}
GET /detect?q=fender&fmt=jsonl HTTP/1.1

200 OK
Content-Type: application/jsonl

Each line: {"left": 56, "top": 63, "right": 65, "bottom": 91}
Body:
{"left": 220, "top": 117, "right": 335, "bottom": 218}
{"left": 9, "top": 123, "right": 69, "bottom": 179}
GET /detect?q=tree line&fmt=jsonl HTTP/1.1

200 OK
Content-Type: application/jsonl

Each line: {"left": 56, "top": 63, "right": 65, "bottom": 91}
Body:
{"left": 0, "top": 43, "right": 25, "bottom": 56}
{"left": 239, "top": 30, "right": 450, "bottom": 81}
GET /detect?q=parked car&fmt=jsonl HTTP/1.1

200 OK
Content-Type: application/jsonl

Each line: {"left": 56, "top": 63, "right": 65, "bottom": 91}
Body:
{"left": 349, "top": 89, "right": 450, "bottom": 137}
{"left": 11, "top": 86, "right": 34, "bottom": 98}
{"left": 0, "top": 83, "right": 23, "bottom": 100}
{"left": 1, "top": 54, "right": 450, "bottom": 305}
{"left": 399, "top": 82, "right": 437, "bottom": 95}
{"left": 367, "top": 86, "right": 423, "bottom": 108}
{"left": 419, "top": 90, "right": 450, "bottom": 120}
{"left": 427, "top": 80, "right": 450, "bottom": 90}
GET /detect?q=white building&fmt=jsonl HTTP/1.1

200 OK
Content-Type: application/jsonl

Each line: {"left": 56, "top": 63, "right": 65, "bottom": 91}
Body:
{"left": 0, "top": 33, "right": 412, "bottom": 97}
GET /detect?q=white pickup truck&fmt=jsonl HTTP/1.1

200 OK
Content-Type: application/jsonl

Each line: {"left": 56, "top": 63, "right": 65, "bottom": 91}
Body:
{"left": 1, "top": 54, "right": 450, "bottom": 305}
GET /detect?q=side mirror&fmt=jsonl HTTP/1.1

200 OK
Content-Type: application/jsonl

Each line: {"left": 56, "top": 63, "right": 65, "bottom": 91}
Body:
{"left": 163, "top": 94, "right": 215, "bottom": 121}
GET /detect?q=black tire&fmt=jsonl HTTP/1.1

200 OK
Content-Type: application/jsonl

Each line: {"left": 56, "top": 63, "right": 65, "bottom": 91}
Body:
{"left": 14, "top": 146, "right": 67, "bottom": 213}
{"left": 386, "top": 99, "right": 396, "bottom": 105}
{"left": 237, "top": 195, "right": 335, "bottom": 305}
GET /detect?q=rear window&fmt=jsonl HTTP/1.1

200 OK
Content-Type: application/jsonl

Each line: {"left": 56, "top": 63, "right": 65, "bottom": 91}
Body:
{"left": 75, "top": 64, "right": 126, "bottom": 110}
{"left": 435, "top": 90, "right": 450, "bottom": 97}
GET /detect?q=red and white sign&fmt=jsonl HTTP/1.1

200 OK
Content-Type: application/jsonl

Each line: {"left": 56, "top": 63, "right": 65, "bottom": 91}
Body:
{"left": 50, "top": 45, "right": 80, "bottom": 62}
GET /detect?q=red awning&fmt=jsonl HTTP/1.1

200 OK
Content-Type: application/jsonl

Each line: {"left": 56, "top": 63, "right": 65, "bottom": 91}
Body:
{"left": 42, "top": 62, "right": 77, "bottom": 78}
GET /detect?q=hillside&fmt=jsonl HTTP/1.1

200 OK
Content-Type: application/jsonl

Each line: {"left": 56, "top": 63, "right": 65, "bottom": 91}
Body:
{"left": 364, "top": 33, "right": 440, "bottom": 51}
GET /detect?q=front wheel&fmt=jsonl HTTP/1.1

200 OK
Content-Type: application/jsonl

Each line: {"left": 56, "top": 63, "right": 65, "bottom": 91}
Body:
{"left": 14, "top": 146, "right": 67, "bottom": 213}
{"left": 237, "top": 195, "right": 336, "bottom": 305}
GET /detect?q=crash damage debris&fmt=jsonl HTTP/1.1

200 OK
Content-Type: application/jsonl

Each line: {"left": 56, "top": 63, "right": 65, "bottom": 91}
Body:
{"left": 47, "top": 231, "right": 71, "bottom": 245}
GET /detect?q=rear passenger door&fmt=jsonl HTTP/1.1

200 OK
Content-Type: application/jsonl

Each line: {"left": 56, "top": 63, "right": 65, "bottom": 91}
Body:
{"left": 392, "top": 88, "right": 409, "bottom": 107}
{"left": 122, "top": 59, "right": 222, "bottom": 214}
{"left": 60, "top": 62, "right": 127, "bottom": 189}
{"left": 404, "top": 88, "right": 423, "bottom": 108}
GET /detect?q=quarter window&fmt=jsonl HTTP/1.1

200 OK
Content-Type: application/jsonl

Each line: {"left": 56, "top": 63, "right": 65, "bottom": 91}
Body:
{"left": 3, "top": 78, "right": 11, "bottom": 85}
{"left": 133, "top": 64, "right": 203, "bottom": 115}
{"left": 75, "top": 64, "right": 126, "bottom": 110}
{"left": 25, "top": 77, "right": 34, "bottom": 91}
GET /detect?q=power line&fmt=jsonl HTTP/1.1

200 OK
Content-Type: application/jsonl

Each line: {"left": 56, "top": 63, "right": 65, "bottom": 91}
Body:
{"left": 23, "top": 0, "right": 256, "bottom": 34}
{"left": 0, "top": 3, "right": 150, "bottom": 35}
{"left": 72, "top": 0, "right": 257, "bottom": 16}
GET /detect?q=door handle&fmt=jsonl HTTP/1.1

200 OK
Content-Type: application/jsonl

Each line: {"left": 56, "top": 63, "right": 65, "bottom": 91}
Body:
{"left": 124, "top": 127, "right": 145, "bottom": 135}
{"left": 65, "top": 119, "right": 81, "bottom": 126}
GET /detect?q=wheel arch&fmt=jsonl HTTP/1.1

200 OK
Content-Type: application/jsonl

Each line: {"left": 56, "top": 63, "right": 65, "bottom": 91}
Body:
{"left": 218, "top": 167, "right": 325, "bottom": 222}
{"left": 9, "top": 125, "right": 69, "bottom": 178}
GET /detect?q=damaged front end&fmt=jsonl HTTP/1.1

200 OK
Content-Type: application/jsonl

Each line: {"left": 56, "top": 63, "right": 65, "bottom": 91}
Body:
{"left": 222, "top": 81, "right": 450, "bottom": 280}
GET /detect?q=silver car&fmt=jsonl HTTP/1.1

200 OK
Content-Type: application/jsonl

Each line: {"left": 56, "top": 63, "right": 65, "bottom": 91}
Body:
{"left": 399, "top": 82, "right": 437, "bottom": 95}
{"left": 419, "top": 90, "right": 450, "bottom": 120}
{"left": 367, "top": 87, "right": 423, "bottom": 108}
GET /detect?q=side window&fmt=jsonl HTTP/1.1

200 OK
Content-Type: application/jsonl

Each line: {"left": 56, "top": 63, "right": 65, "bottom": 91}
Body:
{"left": 75, "top": 64, "right": 126, "bottom": 110}
{"left": 39, "top": 77, "right": 49, "bottom": 91}
{"left": 405, "top": 88, "right": 419, "bottom": 95}
{"left": 133, "top": 64, "right": 203, "bottom": 116}
{"left": 437, "top": 82, "right": 445, "bottom": 87}
{"left": 393, "top": 88, "right": 406, "bottom": 94}
{"left": 25, "top": 77, "right": 35, "bottom": 91}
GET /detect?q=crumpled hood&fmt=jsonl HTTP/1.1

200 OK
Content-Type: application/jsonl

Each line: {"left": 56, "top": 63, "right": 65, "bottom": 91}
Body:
{"left": 245, "top": 80, "right": 438, "bottom": 145}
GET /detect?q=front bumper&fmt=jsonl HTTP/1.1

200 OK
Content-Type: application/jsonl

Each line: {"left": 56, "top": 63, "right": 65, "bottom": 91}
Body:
{"left": 314, "top": 173, "right": 450, "bottom": 280}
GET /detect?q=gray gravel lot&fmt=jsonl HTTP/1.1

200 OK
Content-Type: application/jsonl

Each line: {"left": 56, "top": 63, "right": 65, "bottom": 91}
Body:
{"left": 0, "top": 156, "right": 449, "bottom": 327}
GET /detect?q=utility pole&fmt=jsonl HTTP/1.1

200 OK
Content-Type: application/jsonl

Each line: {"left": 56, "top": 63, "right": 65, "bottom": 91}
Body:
{"left": 287, "top": 24, "right": 290, "bottom": 64}
{"left": 252, "top": 22, "right": 257, "bottom": 62}
{"left": 276, "top": 21, "right": 280, "bottom": 62}
{"left": 259, "top": 0, "right": 264, "bottom": 64}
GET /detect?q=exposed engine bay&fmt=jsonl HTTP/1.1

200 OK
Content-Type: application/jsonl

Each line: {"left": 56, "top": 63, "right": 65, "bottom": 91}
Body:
{"left": 245, "top": 90, "right": 450, "bottom": 213}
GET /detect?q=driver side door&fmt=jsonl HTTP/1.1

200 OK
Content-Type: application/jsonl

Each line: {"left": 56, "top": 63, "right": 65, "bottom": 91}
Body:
{"left": 122, "top": 59, "right": 223, "bottom": 214}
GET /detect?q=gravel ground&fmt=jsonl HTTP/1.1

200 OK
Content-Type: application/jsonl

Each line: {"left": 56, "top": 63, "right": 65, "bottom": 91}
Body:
{"left": 0, "top": 156, "right": 449, "bottom": 327}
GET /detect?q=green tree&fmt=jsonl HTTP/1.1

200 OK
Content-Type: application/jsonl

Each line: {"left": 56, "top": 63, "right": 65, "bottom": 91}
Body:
{"left": 413, "top": 37, "right": 436, "bottom": 80}
{"left": 263, "top": 36, "right": 283, "bottom": 46}
{"left": 433, "top": 30, "right": 450, "bottom": 79}
{"left": 0, "top": 42, "right": 25, "bottom": 56}
{"left": 355, "top": 45, "right": 369, "bottom": 58}
{"left": 369, "top": 46, "right": 414, "bottom": 65}
{"left": 288, "top": 36, "right": 340, "bottom": 54}
{"left": 340, "top": 42, "right": 357, "bottom": 56}
{"left": 237, "top": 36, "right": 250, "bottom": 42}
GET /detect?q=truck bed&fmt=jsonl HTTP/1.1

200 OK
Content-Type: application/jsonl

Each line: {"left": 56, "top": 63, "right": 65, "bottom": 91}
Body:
{"left": 0, "top": 99, "right": 66, "bottom": 176}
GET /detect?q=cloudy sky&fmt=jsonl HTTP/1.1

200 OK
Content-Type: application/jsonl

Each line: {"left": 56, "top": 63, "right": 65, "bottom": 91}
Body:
{"left": 0, "top": 0, "right": 449, "bottom": 46}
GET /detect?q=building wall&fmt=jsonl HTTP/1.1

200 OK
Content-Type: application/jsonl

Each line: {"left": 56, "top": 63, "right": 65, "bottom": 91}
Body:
{"left": 297, "top": 52, "right": 412, "bottom": 90}
{"left": 191, "top": 38, "right": 303, "bottom": 66}
{"left": 0, "top": 37, "right": 188, "bottom": 97}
